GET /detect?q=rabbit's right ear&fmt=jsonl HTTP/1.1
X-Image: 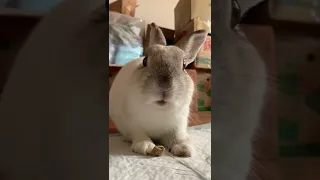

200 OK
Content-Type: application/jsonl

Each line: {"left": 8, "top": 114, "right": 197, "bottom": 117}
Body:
{"left": 175, "top": 30, "right": 207, "bottom": 65}
{"left": 149, "top": 23, "right": 167, "bottom": 46}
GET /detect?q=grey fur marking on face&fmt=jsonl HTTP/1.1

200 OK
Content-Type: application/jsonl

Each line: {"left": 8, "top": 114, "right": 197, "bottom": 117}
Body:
{"left": 139, "top": 23, "right": 207, "bottom": 101}
{"left": 146, "top": 45, "right": 185, "bottom": 91}
{"left": 147, "top": 45, "right": 185, "bottom": 71}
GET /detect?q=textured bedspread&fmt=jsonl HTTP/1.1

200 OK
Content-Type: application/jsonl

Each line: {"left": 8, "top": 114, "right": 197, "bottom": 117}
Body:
{"left": 109, "top": 127, "right": 211, "bottom": 180}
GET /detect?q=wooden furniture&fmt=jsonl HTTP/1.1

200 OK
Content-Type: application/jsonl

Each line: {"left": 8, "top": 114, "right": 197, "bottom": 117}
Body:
{"left": 109, "top": 0, "right": 137, "bottom": 17}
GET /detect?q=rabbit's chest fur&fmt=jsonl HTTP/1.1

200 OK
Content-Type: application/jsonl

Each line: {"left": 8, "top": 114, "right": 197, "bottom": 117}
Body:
{"left": 127, "top": 101, "right": 189, "bottom": 139}
{"left": 210, "top": 29, "right": 267, "bottom": 179}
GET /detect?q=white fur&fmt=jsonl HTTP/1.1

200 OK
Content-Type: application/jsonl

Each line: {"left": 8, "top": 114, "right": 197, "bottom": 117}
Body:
{"left": 109, "top": 57, "right": 194, "bottom": 156}
{"left": 211, "top": 1, "right": 268, "bottom": 179}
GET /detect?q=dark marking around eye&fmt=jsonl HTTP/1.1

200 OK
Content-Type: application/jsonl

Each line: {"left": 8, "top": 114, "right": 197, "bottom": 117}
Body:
{"left": 143, "top": 56, "right": 148, "bottom": 67}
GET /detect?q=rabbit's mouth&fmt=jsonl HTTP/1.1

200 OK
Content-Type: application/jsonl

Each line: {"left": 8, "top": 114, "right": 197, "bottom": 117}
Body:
{"left": 155, "top": 100, "right": 167, "bottom": 106}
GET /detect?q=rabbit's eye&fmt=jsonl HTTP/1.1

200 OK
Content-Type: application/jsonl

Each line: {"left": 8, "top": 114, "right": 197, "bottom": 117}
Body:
{"left": 143, "top": 56, "right": 148, "bottom": 67}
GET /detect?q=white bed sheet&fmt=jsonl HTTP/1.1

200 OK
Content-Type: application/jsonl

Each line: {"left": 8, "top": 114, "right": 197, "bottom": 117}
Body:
{"left": 109, "top": 126, "right": 211, "bottom": 180}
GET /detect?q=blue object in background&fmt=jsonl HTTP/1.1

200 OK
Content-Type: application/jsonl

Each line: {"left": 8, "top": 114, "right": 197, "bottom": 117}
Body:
{"left": 114, "top": 46, "right": 143, "bottom": 65}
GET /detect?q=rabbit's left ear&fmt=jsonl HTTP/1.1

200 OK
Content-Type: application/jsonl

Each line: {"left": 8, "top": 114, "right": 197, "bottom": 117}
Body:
{"left": 175, "top": 30, "right": 207, "bottom": 65}
{"left": 149, "top": 23, "right": 167, "bottom": 46}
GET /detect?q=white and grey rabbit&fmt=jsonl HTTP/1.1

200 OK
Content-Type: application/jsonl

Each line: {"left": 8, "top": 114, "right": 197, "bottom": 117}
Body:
{"left": 109, "top": 23, "right": 207, "bottom": 157}
{"left": 211, "top": 0, "right": 267, "bottom": 180}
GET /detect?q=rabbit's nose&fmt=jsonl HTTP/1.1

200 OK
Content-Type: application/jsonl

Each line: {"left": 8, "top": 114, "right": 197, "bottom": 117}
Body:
{"left": 161, "top": 91, "right": 172, "bottom": 100}
{"left": 157, "top": 74, "right": 172, "bottom": 89}
{"left": 162, "top": 92, "right": 167, "bottom": 99}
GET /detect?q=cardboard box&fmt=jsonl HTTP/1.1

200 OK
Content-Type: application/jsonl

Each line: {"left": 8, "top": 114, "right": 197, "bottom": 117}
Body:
{"left": 174, "top": 18, "right": 210, "bottom": 42}
{"left": 197, "top": 71, "right": 211, "bottom": 112}
{"left": 174, "top": 0, "right": 211, "bottom": 35}
{"left": 174, "top": 18, "right": 211, "bottom": 70}
{"left": 175, "top": 22, "right": 211, "bottom": 70}
{"left": 195, "top": 35, "right": 211, "bottom": 69}
{"left": 109, "top": 0, "right": 137, "bottom": 17}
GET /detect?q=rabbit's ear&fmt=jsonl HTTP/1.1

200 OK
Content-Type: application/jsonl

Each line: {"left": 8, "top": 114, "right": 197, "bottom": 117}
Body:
{"left": 175, "top": 30, "right": 207, "bottom": 65}
{"left": 149, "top": 23, "right": 167, "bottom": 46}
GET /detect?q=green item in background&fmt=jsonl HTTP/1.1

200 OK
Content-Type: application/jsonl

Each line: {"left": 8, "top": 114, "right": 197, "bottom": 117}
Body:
{"left": 279, "top": 143, "right": 320, "bottom": 157}
{"left": 278, "top": 117, "right": 320, "bottom": 157}
{"left": 198, "top": 106, "right": 211, "bottom": 112}
{"left": 198, "top": 84, "right": 205, "bottom": 92}
{"left": 206, "top": 90, "right": 211, "bottom": 97}
{"left": 198, "top": 99, "right": 204, "bottom": 106}
{"left": 277, "top": 72, "right": 300, "bottom": 95}
{"left": 305, "top": 89, "right": 320, "bottom": 116}
{"left": 197, "top": 73, "right": 211, "bottom": 112}
{"left": 278, "top": 117, "right": 298, "bottom": 142}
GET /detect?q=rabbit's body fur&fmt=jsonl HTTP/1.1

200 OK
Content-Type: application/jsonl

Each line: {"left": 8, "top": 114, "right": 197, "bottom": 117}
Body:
{"left": 211, "top": 0, "right": 267, "bottom": 179}
{"left": 109, "top": 58, "right": 191, "bottom": 141}
{"left": 109, "top": 24, "right": 207, "bottom": 157}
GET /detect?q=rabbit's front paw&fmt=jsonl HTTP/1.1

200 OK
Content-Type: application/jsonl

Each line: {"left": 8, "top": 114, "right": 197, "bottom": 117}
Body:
{"left": 170, "top": 143, "right": 194, "bottom": 157}
{"left": 132, "top": 141, "right": 165, "bottom": 156}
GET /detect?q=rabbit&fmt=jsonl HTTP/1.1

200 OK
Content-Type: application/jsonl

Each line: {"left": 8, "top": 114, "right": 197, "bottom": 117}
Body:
{"left": 109, "top": 23, "right": 207, "bottom": 157}
{"left": 211, "top": 0, "right": 267, "bottom": 180}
